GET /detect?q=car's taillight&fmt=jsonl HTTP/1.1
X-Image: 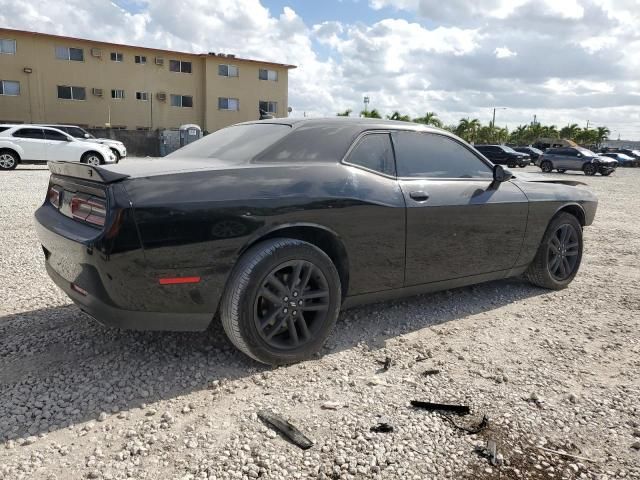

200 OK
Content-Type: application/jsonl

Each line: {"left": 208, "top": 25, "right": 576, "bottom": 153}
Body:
{"left": 70, "top": 195, "right": 106, "bottom": 227}
{"left": 48, "top": 186, "right": 62, "bottom": 209}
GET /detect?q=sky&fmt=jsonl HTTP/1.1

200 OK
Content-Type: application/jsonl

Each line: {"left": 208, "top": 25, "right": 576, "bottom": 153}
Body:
{"left": 1, "top": 0, "right": 639, "bottom": 139}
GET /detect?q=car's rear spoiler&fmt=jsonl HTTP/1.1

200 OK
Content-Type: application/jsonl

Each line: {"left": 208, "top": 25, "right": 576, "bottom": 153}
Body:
{"left": 48, "top": 161, "right": 129, "bottom": 183}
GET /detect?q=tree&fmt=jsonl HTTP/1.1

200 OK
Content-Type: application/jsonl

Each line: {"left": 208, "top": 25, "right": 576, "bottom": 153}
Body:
{"left": 336, "top": 109, "right": 352, "bottom": 117}
{"left": 560, "top": 123, "right": 581, "bottom": 140}
{"left": 360, "top": 109, "right": 382, "bottom": 119}
{"left": 456, "top": 118, "right": 481, "bottom": 143}
{"left": 595, "top": 126, "right": 610, "bottom": 148}
{"left": 387, "top": 111, "right": 411, "bottom": 122}
{"left": 413, "top": 112, "right": 442, "bottom": 127}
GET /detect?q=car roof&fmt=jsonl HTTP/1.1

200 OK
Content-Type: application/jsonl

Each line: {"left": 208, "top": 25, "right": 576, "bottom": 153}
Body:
{"left": 237, "top": 117, "right": 449, "bottom": 135}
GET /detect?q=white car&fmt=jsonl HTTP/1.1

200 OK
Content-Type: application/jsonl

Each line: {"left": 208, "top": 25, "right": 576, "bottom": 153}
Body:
{"left": 0, "top": 125, "right": 116, "bottom": 171}
{"left": 41, "top": 124, "right": 127, "bottom": 160}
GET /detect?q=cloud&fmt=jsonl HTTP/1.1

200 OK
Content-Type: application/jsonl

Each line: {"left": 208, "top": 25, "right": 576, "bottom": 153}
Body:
{"left": 0, "top": 0, "right": 639, "bottom": 138}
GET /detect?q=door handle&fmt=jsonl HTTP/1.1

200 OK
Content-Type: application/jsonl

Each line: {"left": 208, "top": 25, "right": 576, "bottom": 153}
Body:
{"left": 409, "top": 191, "right": 430, "bottom": 202}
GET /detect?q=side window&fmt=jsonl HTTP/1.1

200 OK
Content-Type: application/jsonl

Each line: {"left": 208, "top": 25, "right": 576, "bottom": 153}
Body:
{"left": 13, "top": 128, "right": 44, "bottom": 139}
{"left": 44, "top": 129, "right": 69, "bottom": 141}
{"left": 346, "top": 133, "right": 395, "bottom": 176}
{"left": 393, "top": 132, "right": 493, "bottom": 179}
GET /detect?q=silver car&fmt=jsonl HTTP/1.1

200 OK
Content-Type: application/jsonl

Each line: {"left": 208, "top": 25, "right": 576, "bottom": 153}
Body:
{"left": 537, "top": 147, "right": 618, "bottom": 176}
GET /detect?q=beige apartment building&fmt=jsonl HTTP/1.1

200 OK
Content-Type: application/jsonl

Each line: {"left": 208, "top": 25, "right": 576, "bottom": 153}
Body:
{"left": 0, "top": 28, "right": 295, "bottom": 132}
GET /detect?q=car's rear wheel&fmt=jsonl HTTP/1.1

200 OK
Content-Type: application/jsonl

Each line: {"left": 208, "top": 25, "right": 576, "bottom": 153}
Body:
{"left": 220, "top": 238, "right": 341, "bottom": 365}
{"left": 540, "top": 161, "right": 553, "bottom": 173}
{"left": 0, "top": 150, "right": 19, "bottom": 171}
{"left": 82, "top": 152, "right": 103, "bottom": 166}
{"left": 526, "top": 212, "right": 583, "bottom": 290}
{"left": 583, "top": 163, "right": 597, "bottom": 176}
{"left": 508, "top": 162, "right": 516, "bottom": 168}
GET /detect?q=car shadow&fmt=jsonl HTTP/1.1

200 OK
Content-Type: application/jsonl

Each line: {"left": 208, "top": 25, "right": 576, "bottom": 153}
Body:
{"left": 0, "top": 276, "right": 546, "bottom": 443}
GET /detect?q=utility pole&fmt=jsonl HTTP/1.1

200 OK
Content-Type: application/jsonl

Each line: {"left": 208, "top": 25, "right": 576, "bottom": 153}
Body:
{"left": 533, "top": 114, "right": 537, "bottom": 126}
{"left": 363, "top": 96, "right": 370, "bottom": 114}
{"left": 586, "top": 120, "right": 590, "bottom": 130}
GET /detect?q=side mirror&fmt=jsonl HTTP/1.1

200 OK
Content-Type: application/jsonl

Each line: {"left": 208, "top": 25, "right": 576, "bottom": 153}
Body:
{"left": 84, "top": 133, "right": 90, "bottom": 139}
{"left": 493, "top": 164, "right": 513, "bottom": 183}
{"left": 576, "top": 153, "right": 582, "bottom": 158}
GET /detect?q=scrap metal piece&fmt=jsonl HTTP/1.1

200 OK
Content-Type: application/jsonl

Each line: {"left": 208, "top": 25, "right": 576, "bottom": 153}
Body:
{"left": 377, "top": 356, "right": 392, "bottom": 371}
{"left": 442, "top": 414, "right": 489, "bottom": 435}
{"left": 370, "top": 423, "right": 394, "bottom": 433}
{"left": 257, "top": 411, "right": 314, "bottom": 450}
{"left": 422, "top": 369, "right": 441, "bottom": 376}
{"left": 410, "top": 401, "right": 470, "bottom": 415}
{"left": 487, "top": 439, "right": 498, "bottom": 466}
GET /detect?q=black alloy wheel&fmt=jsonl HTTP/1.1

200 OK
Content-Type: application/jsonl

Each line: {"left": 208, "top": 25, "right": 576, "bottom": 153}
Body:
{"left": 525, "top": 212, "right": 583, "bottom": 290}
{"left": 541, "top": 161, "right": 553, "bottom": 173}
{"left": 546, "top": 224, "right": 580, "bottom": 281}
{"left": 583, "top": 163, "right": 597, "bottom": 176}
{"left": 508, "top": 162, "right": 516, "bottom": 168}
{"left": 254, "top": 260, "right": 330, "bottom": 350}
{"left": 220, "top": 238, "right": 341, "bottom": 365}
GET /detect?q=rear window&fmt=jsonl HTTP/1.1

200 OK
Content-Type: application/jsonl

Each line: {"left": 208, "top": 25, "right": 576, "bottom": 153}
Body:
{"left": 0, "top": 126, "right": 9, "bottom": 133}
{"left": 169, "top": 123, "right": 291, "bottom": 162}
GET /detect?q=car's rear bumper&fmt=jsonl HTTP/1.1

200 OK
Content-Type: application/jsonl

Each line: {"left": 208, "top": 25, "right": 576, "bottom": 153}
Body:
{"left": 45, "top": 261, "right": 212, "bottom": 331}
{"left": 35, "top": 204, "right": 213, "bottom": 332}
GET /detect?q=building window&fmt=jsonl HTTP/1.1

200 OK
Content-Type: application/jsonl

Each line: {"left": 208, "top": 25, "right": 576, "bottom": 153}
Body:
{"left": 218, "top": 64, "right": 238, "bottom": 77}
{"left": 170, "top": 94, "right": 193, "bottom": 108}
{"left": 110, "top": 52, "right": 123, "bottom": 62}
{"left": 135, "top": 55, "right": 146, "bottom": 64}
{"left": 136, "top": 91, "right": 148, "bottom": 101}
{"left": 0, "top": 80, "right": 20, "bottom": 96}
{"left": 0, "top": 39, "right": 16, "bottom": 55}
{"left": 55, "top": 46, "right": 84, "bottom": 61}
{"left": 218, "top": 97, "right": 239, "bottom": 111}
{"left": 57, "top": 85, "right": 86, "bottom": 100}
{"left": 259, "top": 101, "right": 277, "bottom": 114}
{"left": 259, "top": 69, "right": 278, "bottom": 81}
{"left": 169, "top": 60, "right": 192, "bottom": 73}
{"left": 111, "top": 89, "right": 125, "bottom": 99}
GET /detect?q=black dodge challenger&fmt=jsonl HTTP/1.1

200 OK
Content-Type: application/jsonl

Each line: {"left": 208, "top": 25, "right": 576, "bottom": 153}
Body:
{"left": 35, "top": 118, "right": 597, "bottom": 364}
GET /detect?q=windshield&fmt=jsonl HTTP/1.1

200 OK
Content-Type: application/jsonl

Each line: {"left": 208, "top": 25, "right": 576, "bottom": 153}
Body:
{"left": 529, "top": 147, "right": 543, "bottom": 154}
{"left": 502, "top": 146, "right": 517, "bottom": 153}
{"left": 66, "top": 126, "right": 94, "bottom": 139}
{"left": 169, "top": 123, "right": 291, "bottom": 161}
{"left": 576, "top": 147, "right": 597, "bottom": 157}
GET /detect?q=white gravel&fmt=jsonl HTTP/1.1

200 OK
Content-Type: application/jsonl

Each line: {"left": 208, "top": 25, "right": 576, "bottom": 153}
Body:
{"left": 0, "top": 164, "right": 639, "bottom": 480}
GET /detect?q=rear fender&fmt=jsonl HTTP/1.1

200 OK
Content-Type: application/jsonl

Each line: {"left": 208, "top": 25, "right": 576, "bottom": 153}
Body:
{"left": 0, "top": 140, "right": 24, "bottom": 160}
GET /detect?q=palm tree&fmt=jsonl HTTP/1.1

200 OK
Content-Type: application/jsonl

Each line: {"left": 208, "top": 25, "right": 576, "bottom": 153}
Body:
{"left": 560, "top": 123, "right": 581, "bottom": 140}
{"left": 596, "top": 126, "right": 610, "bottom": 148}
{"left": 336, "top": 109, "right": 352, "bottom": 117}
{"left": 360, "top": 109, "right": 382, "bottom": 119}
{"left": 387, "top": 111, "right": 411, "bottom": 122}
{"left": 413, "top": 112, "right": 442, "bottom": 127}
{"left": 456, "top": 118, "right": 481, "bottom": 142}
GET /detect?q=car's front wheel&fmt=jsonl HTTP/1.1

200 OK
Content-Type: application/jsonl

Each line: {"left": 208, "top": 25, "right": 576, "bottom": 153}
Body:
{"left": 220, "top": 238, "right": 342, "bottom": 365}
{"left": 601, "top": 170, "right": 612, "bottom": 176}
{"left": 540, "top": 160, "right": 553, "bottom": 173}
{"left": 583, "top": 163, "right": 597, "bottom": 176}
{"left": 525, "top": 212, "right": 583, "bottom": 290}
{"left": 82, "top": 152, "right": 104, "bottom": 166}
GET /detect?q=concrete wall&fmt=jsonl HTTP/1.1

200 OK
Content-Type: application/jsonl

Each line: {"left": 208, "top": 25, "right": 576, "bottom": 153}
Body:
{"left": 0, "top": 28, "right": 292, "bottom": 132}
{"left": 87, "top": 129, "right": 161, "bottom": 157}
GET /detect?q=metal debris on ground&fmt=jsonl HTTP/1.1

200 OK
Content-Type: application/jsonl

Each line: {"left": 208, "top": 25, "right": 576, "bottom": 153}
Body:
{"left": 442, "top": 414, "right": 489, "bottom": 435}
{"left": 410, "top": 401, "right": 471, "bottom": 415}
{"left": 421, "top": 369, "right": 440, "bottom": 376}
{"left": 257, "top": 411, "right": 314, "bottom": 450}
{"left": 370, "top": 423, "right": 394, "bottom": 433}
{"left": 376, "top": 356, "right": 392, "bottom": 371}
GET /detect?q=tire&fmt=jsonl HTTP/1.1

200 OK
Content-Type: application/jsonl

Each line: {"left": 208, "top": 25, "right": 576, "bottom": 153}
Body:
{"left": 220, "top": 238, "right": 342, "bottom": 365}
{"left": 0, "top": 150, "right": 19, "bottom": 170}
{"left": 110, "top": 148, "right": 121, "bottom": 161}
{"left": 525, "top": 212, "right": 583, "bottom": 290}
{"left": 601, "top": 170, "right": 612, "bottom": 176}
{"left": 540, "top": 161, "right": 553, "bottom": 173}
{"left": 557, "top": 169, "right": 566, "bottom": 173}
{"left": 518, "top": 164, "right": 527, "bottom": 168}
{"left": 508, "top": 163, "right": 516, "bottom": 168}
{"left": 81, "top": 151, "right": 104, "bottom": 166}
{"left": 583, "top": 163, "right": 596, "bottom": 176}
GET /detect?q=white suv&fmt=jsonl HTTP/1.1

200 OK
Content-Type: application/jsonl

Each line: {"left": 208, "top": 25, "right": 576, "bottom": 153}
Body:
{"left": 0, "top": 125, "right": 116, "bottom": 171}
{"left": 41, "top": 124, "right": 127, "bottom": 160}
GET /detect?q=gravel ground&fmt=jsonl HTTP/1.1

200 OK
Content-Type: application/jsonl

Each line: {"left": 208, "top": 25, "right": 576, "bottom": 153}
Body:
{"left": 0, "top": 163, "right": 639, "bottom": 480}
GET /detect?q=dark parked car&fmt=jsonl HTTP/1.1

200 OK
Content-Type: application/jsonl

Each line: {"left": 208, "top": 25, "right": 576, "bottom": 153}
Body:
{"left": 474, "top": 144, "right": 530, "bottom": 167}
{"left": 514, "top": 146, "right": 544, "bottom": 164}
{"left": 600, "top": 148, "right": 640, "bottom": 164}
{"left": 600, "top": 152, "right": 639, "bottom": 167}
{"left": 35, "top": 118, "right": 598, "bottom": 364}
{"left": 538, "top": 147, "right": 617, "bottom": 175}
